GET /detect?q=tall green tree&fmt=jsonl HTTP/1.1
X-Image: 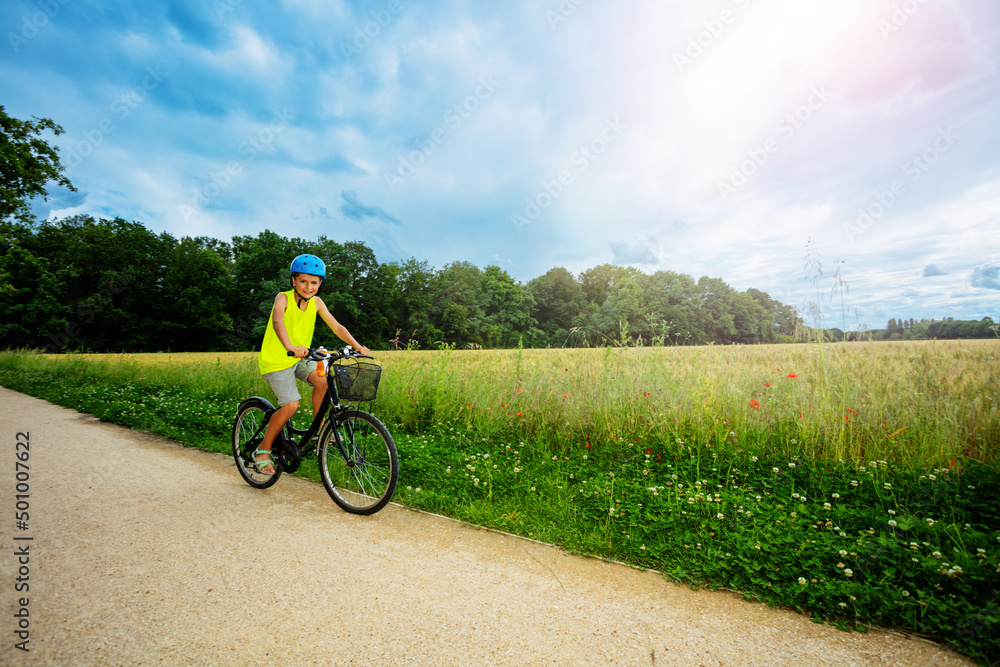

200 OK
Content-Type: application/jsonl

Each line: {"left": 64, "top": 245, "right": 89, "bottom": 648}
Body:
{"left": 0, "top": 106, "right": 74, "bottom": 226}
{"left": 158, "top": 237, "right": 236, "bottom": 351}
{"left": 432, "top": 261, "right": 484, "bottom": 345}
{"left": 480, "top": 265, "right": 535, "bottom": 347}
{"left": 528, "top": 267, "right": 585, "bottom": 345}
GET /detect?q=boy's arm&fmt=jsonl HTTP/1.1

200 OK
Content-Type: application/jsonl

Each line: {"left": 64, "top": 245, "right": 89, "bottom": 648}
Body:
{"left": 315, "top": 297, "right": 370, "bottom": 355}
{"left": 271, "top": 293, "right": 309, "bottom": 358}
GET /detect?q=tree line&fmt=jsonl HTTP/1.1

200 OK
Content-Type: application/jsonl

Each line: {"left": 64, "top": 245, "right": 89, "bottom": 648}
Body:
{"left": 0, "top": 215, "right": 805, "bottom": 353}
{"left": 862, "top": 317, "right": 998, "bottom": 341}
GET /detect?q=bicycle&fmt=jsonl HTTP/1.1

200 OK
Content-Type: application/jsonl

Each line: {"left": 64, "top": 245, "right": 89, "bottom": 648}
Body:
{"left": 232, "top": 346, "right": 399, "bottom": 514}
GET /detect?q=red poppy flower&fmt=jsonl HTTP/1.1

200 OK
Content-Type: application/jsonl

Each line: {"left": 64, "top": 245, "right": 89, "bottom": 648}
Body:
{"left": 787, "top": 373, "right": 798, "bottom": 379}
{"left": 749, "top": 399, "right": 760, "bottom": 410}
{"left": 764, "top": 382, "right": 772, "bottom": 387}
{"left": 646, "top": 448, "right": 653, "bottom": 454}
{"left": 516, "top": 411, "right": 522, "bottom": 417}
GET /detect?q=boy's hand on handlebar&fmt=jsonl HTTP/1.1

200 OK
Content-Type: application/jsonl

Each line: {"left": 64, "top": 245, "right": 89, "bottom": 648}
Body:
{"left": 356, "top": 345, "right": 371, "bottom": 356}
{"left": 288, "top": 346, "right": 310, "bottom": 358}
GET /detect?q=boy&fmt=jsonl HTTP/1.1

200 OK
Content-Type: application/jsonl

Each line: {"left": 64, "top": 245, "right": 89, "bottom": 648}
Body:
{"left": 254, "top": 253, "right": 370, "bottom": 474}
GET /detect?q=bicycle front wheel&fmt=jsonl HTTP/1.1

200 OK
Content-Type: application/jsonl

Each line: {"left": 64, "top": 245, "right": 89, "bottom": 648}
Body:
{"left": 318, "top": 410, "right": 398, "bottom": 514}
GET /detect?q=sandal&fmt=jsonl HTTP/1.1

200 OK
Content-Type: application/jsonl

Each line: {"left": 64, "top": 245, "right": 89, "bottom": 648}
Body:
{"left": 252, "top": 448, "right": 275, "bottom": 473}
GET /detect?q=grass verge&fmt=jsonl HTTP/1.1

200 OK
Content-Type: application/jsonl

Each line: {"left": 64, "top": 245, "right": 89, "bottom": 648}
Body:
{"left": 1, "top": 346, "right": 997, "bottom": 664}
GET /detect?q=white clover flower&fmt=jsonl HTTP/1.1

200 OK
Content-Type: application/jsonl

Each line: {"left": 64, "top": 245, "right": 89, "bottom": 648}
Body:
{"left": 837, "top": 562, "right": 846, "bottom": 569}
{"left": 839, "top": 550, "right": 848, "bottom": 557}
{"left": 773, "top": 467, "right": 780, "bottom": 473}
{"left": 716, "top": 513, "right": 724, "bottom": 520}
{"left": 932, "top": 551, "right": 942, "bottom": 559}
{"left": 823, "top": 503, "right": 832, "bottom": 510}
{"left": 798, "top": 577, "right": 807, "bottom": 585}
{"left": 926, "top": 518, "right": 936, "bottom": 527}
{"left": 902, "top": 590, "right": 910, "bottom": 597}
{"left": 752, "top": 456, "right": 759, "bottom": 462}
{"left": 792, "top": 493, "right": 800, "bottom": 499}
{"left": 889, "top": 520, "right": 898, "bottom": 527}
{"left": 844, "top": 569, "right": 853, "bottom": 578}
{"left": 884, "top": 483, "right": 892, "bottom": 490}
{"left": 789, "top": 463, "right": 796, "bottom": 468}
{"left": 839, "top": 602, "right": 847, "bottom": 608}
{"left": 832, "top": 493, "right": 840, "bottom": 499}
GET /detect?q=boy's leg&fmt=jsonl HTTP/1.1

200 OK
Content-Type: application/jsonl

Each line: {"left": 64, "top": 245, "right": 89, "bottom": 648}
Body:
{"left": 257, "top": 366, "right": 303, "bottom": 474}
{"left": 256, "top": 400, "right": 297, "bottom": 474}
{"left": 308, "top": 370, "right": 328, "bottom": 418}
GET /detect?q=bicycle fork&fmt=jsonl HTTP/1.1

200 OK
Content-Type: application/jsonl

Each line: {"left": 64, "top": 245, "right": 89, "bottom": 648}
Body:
{"left": 327, "top": 414, "right": 360, "bottom": 468}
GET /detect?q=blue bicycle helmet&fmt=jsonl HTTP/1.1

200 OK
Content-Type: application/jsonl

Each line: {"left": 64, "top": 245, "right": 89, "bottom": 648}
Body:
{"left": 290, "top": 254, "right": 326, "bottom": 279}
{"left": 289, "top": 254, "right": 326, "bottom": 306}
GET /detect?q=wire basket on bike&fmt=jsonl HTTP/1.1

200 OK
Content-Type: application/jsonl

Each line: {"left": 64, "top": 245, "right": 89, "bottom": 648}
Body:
{"left": 332, "top": 361, "right": 382, "bottom": 402}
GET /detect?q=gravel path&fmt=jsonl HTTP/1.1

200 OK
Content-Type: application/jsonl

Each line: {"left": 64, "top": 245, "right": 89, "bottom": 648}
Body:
{"left": 0, "top": 387, "right": 974, "bottom": 666}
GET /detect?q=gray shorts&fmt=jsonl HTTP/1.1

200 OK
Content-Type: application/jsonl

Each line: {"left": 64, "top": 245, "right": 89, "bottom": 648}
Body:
{"left": 262, "top": 359, "right": 318, "bottom": 406}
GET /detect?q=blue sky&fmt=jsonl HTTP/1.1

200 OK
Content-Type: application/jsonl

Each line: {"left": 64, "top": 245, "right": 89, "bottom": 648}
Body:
{"left": 3, "top": 0, "right": 999, "bottom": 331}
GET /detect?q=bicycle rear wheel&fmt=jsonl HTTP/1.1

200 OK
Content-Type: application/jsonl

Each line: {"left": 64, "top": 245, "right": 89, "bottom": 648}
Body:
{"left": 318, "top": 410, "right": 398, "bottom": 514}
{"left": 232, "top": 398, "right": 282, "bottom": 489}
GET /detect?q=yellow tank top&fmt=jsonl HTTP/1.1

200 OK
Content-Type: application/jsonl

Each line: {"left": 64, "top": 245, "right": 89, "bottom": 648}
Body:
{"left": 257, "top": 290, "right": 318, "bottom": 375}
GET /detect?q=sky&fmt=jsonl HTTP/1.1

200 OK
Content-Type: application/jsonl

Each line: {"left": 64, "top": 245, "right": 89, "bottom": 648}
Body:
{"left": 3, "top": 0, "right": 999, "bottom": 331}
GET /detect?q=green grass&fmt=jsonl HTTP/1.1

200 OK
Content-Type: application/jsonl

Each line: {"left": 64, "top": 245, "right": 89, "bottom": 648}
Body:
{"left": 1, "top": 343, "right": 998, "bottom": 664}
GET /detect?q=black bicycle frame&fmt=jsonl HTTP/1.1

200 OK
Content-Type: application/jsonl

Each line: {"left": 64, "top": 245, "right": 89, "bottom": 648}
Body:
{"left": 282, "top": 370, "right": 355, "bottom": 462}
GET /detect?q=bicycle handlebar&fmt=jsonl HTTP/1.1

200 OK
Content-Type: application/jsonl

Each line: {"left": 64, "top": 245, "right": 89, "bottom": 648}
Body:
{"left": 286, "top": 346, "right": 372, "bottom": 361}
